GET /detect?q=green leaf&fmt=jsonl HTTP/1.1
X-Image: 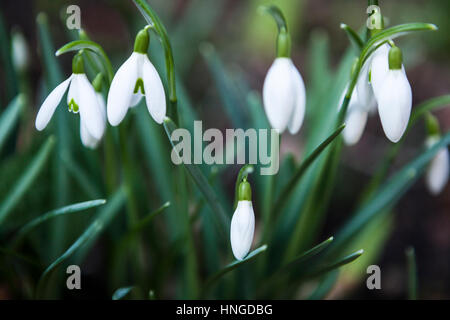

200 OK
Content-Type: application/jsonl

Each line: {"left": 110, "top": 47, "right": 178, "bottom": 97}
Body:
{"left": 340, "top": 23, "right": 363, "bottom": 50}
{"left": 282, "top": 236, "right": 334, "bottom": 272}
{"left": 203, "top": 245, "right": 268, "bottom": 293}
{"left": 129, "top": 201, "right": 170, "bottom": 234}
{"left": 133, "top": 0, "right": 177, "bottom": 102}
{"left": 361, "top": 23, "right": 437, "bottom": 63}
{"left": 306, "top": 249, "right": 364, "bottom": 279}
{"left": 307, "top": 270, "right": 339, "bottom": 300}
{"left": 272, "top": 124, "right": 345, "bottom": 215}
{"left": 36, "top": 188, "right": 125, "bottom": 298}
{"left": 0, "top": 137, "right": 55, "bottom": 226}
{"left": 406, "top": 246, "right": 418, "bottom": 300}
{"left": 200, "top": 43, "right": 247, "bottom": 128}
{"left": 13, "top": 199, "right": 106, "bottom": 246}
{"left": 331, "top": 131, "right": 450, "bottom": 256}
{"left": 359, "top": 95, "right": 450, "bottom": 204}
{"left": 163, "top": 117, "right": 230, "bottom": 238}
{"left": 112, "top": 286, "right": 135, "bottom": 300}
{"left": 0, "top": 95, "right": 25, "bottom": 153}
{"left": 55, "top": 40, "right": 113, "bottom": 83}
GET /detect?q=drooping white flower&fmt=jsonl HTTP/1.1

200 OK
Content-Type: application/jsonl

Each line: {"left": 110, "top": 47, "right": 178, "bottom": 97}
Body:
{"left": 368, "top": 43, "right": 392, "bottom": 100}
{"left": 375, "top": 46, "right": 412, "bottom": 143}
{"left": 230, "top": 179, "right": 255, "bottom": 260}
{"left": 35, "top": 55, "right": 106, "bottom": 149}
{"left": 425, "top": 136, "right": 449, "bottom": 195}
{"left": 338, "top": 87, "right": 368, "bottom": 146}
{"left": 11, "top": 28, "right": 29, "bottom": 72}
{"left": 263, "top": 57, "right": 306, "bottom": 134}
{"left": 107, "top": 29, "right": 166, "bottom": 126}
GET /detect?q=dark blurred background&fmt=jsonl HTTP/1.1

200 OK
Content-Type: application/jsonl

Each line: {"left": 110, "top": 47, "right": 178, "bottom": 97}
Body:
{"left": 0, "top": 0, "right": 449, "bottom": 299}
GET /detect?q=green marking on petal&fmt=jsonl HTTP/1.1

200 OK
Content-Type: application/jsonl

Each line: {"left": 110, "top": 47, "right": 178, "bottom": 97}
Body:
{"left": 133, "top": 78, "right": 145, "bottom": 95}
{"left": 68, "top": 98, "right": 79, "bottom": 113}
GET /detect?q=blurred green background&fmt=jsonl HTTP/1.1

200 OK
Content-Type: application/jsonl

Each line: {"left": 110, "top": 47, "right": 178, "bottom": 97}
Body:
{"left": 0, "top": 0, "right": 449, "bottom": 299}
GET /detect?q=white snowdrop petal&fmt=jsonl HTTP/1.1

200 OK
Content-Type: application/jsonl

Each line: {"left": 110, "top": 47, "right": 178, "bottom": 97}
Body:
{"left": 107, "top": 53, "right": 139, "bottom": 126}
{"left": 129, "top": 92, "right": 144, "bottom": 108}
{"left": 341, "top": 89, "right": 368, "bottom": 146}
{"left": 142, "top": 55, "right": 166, "bottom": 124}
{"left": 370, "top": 43, "right": 391, "bottom": 99}
{"left": 80, "top": 121, "right": 100, "bottom": 149}
{"left": 77, "top": 74, "right": 105, "bottom": 140}
{"left": 35, "top": 75, "right": 72, "bottom": 131}
{"left": 356, "top": 60, "right": 377, "bottom": 112}
{"left": 377, "top": 70, "right": 412, "bottom": 143}
{"left": 96, "top": 92, "right": 107, "bottom": 124}
{"left": 230, "top": 200, "right": 255, "bottom": 260}
{"left": 426, "top": 140, "right": 449, "bottom": 195}
{"left": 263, "top": 58, "right": 296, "bottom": 133}
{"left": 287, "top": 64, "right": 306, "bottom": 135}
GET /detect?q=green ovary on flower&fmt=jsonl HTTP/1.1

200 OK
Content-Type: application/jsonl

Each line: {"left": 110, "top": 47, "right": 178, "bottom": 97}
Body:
{"left": 133, "top": 78, "right": 145, "bottom": 95}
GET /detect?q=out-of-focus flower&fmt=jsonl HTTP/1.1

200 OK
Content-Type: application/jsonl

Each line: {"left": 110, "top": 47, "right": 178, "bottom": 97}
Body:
{"left": 425, "top": 136, "right": 449, "bottom": 195}
{"left": 11, "top": 28, "right": 29, "bottom": 72}
{"left": 339, "top": 87, "right": 368, "bottom": 146}
{"left": 107, "top": 28, "right": 166, "bottom": 126}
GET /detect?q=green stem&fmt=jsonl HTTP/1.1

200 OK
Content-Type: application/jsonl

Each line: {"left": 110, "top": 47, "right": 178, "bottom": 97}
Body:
{"left": 119, "top": 124, "right": 139, "bottom": 226}
{"left": 133, "top": 0, "right": 177, "bottom": 103}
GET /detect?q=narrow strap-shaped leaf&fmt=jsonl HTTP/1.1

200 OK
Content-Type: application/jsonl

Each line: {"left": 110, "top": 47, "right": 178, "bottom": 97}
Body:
{"left": 331, "top": 132, "right": 450, "bottom": 255}
{"left": 36, "top": 188, "right": 125, "bottom": 298}
{"left": 203, "top": 245, "right": 267, "bottom": 293}
{"left": 281, "top": 236, "right": 334, "bottom": 272}
{"left": 200, "top": 44, "right": 247, "bottom": 128}
{"left": 273, "top": 124, "right": 345, "bottom": 215}
{"left": 56, "top": 40, "right": 113, "bottom": 83}
{"left": 359, "top": 95, "right": 450, "bottom": 204}
{"left": 0, "top": 137, "right": 55, "bottom": 225}
{"left": 60, "top": 154, "right": 102, "bottom": 199}
{"left": 340, "top": 23, "right": 363, "bottom": 50}
{"left": 305, "top": 249, "right": 363, "bottom": 279}
{"left": 133, "top": 0, "right": 177, "bottom": 102}
{"left": 361, "top": 23, "right": 437, "bottom": 64}
{"left": 130, "top": 201, "right": 170, "bottom": 234}
{"left": 13, "top": 199, "right": 106, "bottom": 246}
{"left": 406, "top": 247, "right": 418, "bottom": 300}
{"left": 163, "top": 117, "right": 230, "bottom": 238}
{"left": 0, "top": 95, "right": 25, "bottom": 153}
{"left": 307, "top": 270, "right": 339, "bottom": 300}
{"left": 112, "top": 286, "right": 135, "bottom": 300}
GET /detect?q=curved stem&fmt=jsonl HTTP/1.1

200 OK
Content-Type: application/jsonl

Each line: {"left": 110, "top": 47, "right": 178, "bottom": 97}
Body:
{"left": 259, "top": 4, "right": 288, "bottom": 32}
{"left": 133, "top": 0, "right": 177, "bottom": 104}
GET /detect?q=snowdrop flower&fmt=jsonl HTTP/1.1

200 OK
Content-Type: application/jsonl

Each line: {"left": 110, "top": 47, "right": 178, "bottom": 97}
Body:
{"left": 425, "top": 136, "right": 449, "bottom": 195}
{"left": 338, "top": 87, "right": 368, "bottom": 146}
{"left": 375, "top": 46, "right": 412, "bottom": 143}
{"left": 424, "top": 114, "right": 449, "bottom": 195}
{"left": 35, "top": 54, "right": 106, "bottom": 149}
{"left": 107, "top": 28, "right": 166, "bottom": 126}
{"left": 262, "top": 26, "right": 306, "bottom": 134}
{"left": 230, "top": 178, "right": 255, "bottom": 260}
{"left": 11, "top": 28, "right": 29, "bottom": 72}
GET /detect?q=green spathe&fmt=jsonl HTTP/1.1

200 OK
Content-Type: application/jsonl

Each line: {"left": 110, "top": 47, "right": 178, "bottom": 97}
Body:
{"left": 238, "top": 179, "right": 252, "bottom": 201}
{"left": 133, "top": 29, "right": 149, "bottom": 54}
